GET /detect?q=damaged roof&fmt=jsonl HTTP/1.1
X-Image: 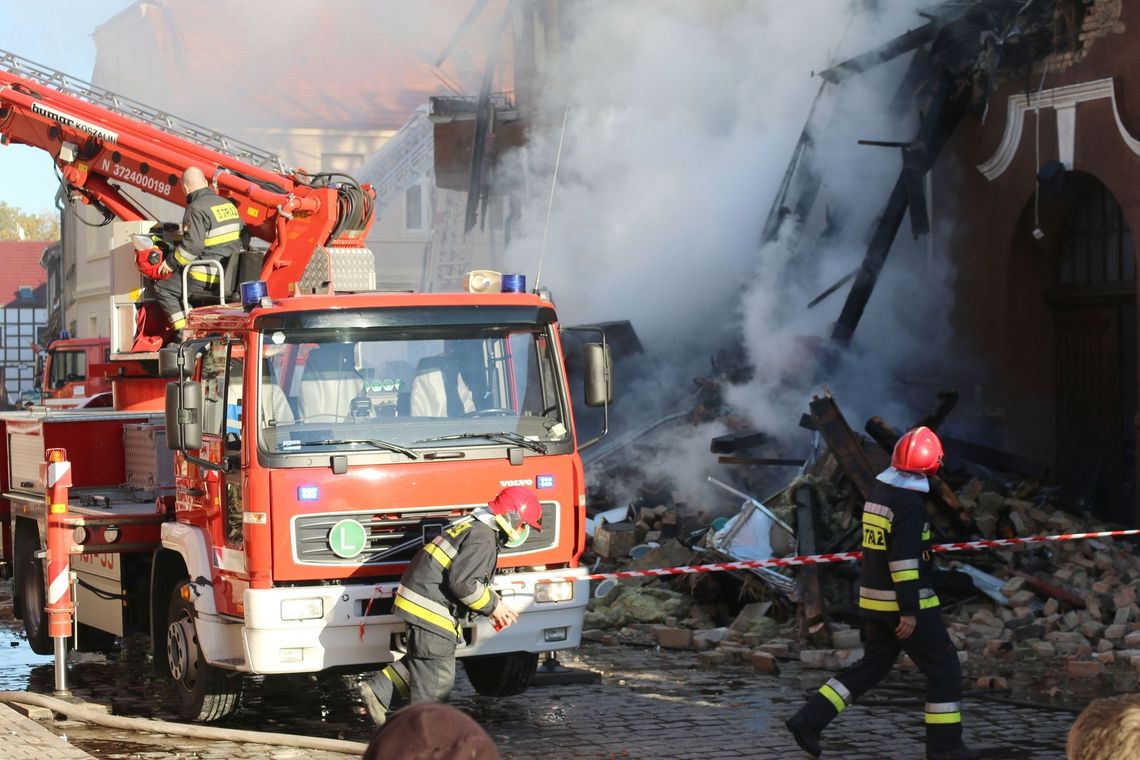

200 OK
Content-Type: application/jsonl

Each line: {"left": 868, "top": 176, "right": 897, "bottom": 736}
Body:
{"left": 91, "top": 0, "right": 514, "bottom": 131}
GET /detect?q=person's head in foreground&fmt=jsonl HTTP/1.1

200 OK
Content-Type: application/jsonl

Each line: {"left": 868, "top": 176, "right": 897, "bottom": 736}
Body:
{"left": 362, "top": 702, "right": 500, "bottom": 760}
{"left": 1067, "top": 694, "right": 1140, "bottom": 760}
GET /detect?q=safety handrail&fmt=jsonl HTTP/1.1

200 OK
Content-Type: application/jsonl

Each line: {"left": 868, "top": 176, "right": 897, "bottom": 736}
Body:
{"left": 180, "top": 260, "right": 227, "bottom": 315}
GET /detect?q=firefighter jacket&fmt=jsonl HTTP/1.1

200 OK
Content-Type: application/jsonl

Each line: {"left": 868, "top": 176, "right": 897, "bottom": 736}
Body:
{"left": 393, "top": 516, "right": 501, "bottom": 640}
{"left": 858, "top": 475, "right": 941, "bottom": 619}
{"left": 171, "top": 188, "right": 243, "bottom": 286}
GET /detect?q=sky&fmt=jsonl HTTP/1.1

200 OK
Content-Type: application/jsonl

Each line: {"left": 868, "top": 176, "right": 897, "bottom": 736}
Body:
{"left": 0, "top": 0, "right": 137, "bottom": 214}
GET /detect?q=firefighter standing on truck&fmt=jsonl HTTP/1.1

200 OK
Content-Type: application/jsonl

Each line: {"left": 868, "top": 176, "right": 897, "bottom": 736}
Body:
{"left": 151, "top": 166, "right": 243, "bottom": 336}
{"left": 358, "top": 486, "right": 543, "bottom": 725}
{"left": 785, "top": 427, "right": 980, "bottom": 760}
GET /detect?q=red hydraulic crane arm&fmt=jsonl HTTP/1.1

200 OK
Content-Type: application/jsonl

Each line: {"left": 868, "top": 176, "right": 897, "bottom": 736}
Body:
{"left": 0, "top": 57, "right": 375, "bottom": 297}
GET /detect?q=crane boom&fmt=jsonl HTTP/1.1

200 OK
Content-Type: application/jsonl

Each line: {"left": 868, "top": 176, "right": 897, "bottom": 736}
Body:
{"left": 0, "top": 49, "right": 375, "bottom": 298}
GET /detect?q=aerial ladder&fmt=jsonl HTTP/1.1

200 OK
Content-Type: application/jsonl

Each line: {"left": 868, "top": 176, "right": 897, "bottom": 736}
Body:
{"left": 0, "top": 48, "right": 376, "bottom": 304}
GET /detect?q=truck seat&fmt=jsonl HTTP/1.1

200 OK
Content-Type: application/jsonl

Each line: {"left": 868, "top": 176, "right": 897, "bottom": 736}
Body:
{"left": 409, "top": 356, "right": 476, "bottom": 417}
{"left": 298, "top": 344, "right": 365, "bottom": 422}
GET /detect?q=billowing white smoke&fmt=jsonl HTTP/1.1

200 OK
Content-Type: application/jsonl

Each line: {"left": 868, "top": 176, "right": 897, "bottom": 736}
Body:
{"left": 501, "top": 0, "right": 957, "bottom": 504}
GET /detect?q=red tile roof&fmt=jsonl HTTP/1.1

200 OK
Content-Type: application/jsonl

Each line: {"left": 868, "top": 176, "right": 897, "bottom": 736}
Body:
{"left": 93, "top": 0, "right": 513, "bottom": 131}
{"left": 0, "top": 241, "right": 49, "bottom": 307}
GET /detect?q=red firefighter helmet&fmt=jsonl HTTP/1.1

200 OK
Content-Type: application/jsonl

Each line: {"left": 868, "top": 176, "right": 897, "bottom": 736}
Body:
{"left": 489, "top": 486, "right": 543, "bottom": 532}
{"left": 135, "top": 247, "right": 171, "bottom": 280}
{"left": 891, "top": 426, "right": 944, "bottom": 475}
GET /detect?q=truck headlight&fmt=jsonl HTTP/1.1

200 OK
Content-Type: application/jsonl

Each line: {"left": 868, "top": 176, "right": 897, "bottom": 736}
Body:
{"left": 280, "top": 597, "right": 324, "bottom": 621}
{"left": 535, "top": 580, "right": 574, "bottom": 603}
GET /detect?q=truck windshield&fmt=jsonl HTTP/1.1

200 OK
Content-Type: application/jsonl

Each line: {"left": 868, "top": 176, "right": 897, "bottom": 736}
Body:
{"left": 48, "top": 350, "right": 87, "bottom": 390}
{"left": 256, "top": 325, "right": 570, "bottom": 456}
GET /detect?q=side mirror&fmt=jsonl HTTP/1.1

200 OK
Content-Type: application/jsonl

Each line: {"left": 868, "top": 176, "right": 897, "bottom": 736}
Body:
{"left": 165, "top": 380, "right": 202, "bottom": 451}
{"left": 583, "top": 343, "right": 613, "bottom": 407}
{"left": 157, "top": 346, "right": 182, "bottom": 378}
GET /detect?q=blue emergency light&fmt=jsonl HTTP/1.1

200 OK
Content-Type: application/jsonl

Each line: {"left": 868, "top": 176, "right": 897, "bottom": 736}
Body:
{"left": 501, "top": 274, "right": 526, "bottom": 293}
{"left": 297, "top": 485, "right": 320, "bottom": 501}
{"left": 240, "top": 280, "right": 269, "bottom": 311}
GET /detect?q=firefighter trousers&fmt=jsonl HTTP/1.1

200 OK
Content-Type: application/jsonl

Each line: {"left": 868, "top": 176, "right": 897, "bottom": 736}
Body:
{"left": 365, "top": 625, "right": 458, "bottom": 717}
{"left": 792, "top": 616, "right": 964, "bottom": 752}
{"left": 154, "top": 275, "right": 220, "bottom": 329}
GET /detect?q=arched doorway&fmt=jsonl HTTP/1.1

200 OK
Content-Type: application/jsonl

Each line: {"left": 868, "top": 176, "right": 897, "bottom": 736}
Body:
{"left": 1046, "top": 172, "right": 1136, "bottom": 524}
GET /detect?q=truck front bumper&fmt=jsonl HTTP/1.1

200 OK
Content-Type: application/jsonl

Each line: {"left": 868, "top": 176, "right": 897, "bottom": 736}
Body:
{"left": 241, "top": 567, "right": 589, "bottom": 674}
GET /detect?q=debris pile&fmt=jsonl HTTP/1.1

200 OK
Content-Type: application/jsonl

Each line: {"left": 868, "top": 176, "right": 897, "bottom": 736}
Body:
{"left": 582, "top": 388, "right": 1140, "bottom": 696}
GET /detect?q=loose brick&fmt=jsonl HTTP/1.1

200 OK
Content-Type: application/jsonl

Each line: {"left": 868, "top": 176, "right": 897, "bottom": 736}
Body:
{"left": 655, "top": 627, "right": 693, "bottom": 650}
{"left": 751, "top": 651, "right": 780, "bottom": 675}
{"left": 1066, "top": 660, "right": 1105, "bottom": 679}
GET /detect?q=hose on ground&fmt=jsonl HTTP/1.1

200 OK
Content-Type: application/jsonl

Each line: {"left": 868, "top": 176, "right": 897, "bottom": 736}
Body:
{"left": 0, "top": 691, "right": 368, "bottom": 755}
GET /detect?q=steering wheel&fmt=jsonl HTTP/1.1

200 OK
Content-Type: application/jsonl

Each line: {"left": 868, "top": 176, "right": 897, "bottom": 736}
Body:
{"left": 463, "top": 408, "right": 514, "bottom": 417}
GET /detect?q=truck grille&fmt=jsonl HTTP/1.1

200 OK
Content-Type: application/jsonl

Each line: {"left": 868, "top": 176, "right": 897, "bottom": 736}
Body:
{"left": 293, "top": 502, "right": 558, "bottom": 566}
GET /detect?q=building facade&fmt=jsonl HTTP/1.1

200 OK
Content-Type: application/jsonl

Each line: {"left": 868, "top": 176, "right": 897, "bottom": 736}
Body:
{"left": 936, "top": 0, "right": 1139, "bottom": 523}
{"left": 0, "top": 241, "right": 49, "bottom": 407}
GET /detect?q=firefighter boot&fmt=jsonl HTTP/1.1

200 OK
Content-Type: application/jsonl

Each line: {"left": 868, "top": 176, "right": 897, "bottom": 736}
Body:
{"left": 926, "top": 744, "right": 981, "bottom": 760}
{"left": 357, "top": 678, "right": 390, "bottom": 727}
{"left": 784, "top": 714, "right": 822, "bottom": 757}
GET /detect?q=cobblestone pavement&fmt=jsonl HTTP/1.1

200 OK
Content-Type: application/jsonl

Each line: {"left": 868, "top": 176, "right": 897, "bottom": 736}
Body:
{"left": 0, "top": 583, "right": 1077, "bottom": 759}
{"left": 0, "top": 702, "right": 96, "bottom": 758}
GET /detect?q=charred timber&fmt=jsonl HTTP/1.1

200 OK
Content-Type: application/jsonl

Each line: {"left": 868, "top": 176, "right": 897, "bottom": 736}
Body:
{"left": 808, "top": 394, "right": 877, "bottom": 500}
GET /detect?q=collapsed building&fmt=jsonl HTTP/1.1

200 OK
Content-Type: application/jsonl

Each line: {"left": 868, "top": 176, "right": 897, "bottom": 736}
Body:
{"left": 555, "top": 0, "right": 1140, "bottom": 696}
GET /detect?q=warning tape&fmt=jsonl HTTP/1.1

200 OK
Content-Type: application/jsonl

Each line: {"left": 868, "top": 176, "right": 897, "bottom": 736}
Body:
{"left": 354, "top": 527, "right": 1140, "bottom": 636}
{"left": 566, "top": 528, "right": 1140, "bottom": 584}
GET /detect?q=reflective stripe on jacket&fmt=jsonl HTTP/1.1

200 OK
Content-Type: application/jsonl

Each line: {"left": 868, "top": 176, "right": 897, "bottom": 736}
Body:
{"left": 859, "top": 480, "right": 940, "bottom": 618}
{"left": 171, "top": 188, "right": 243, "bottom": 283}
{"left": 393, "top": 516, "right": 500, "bottom": 639}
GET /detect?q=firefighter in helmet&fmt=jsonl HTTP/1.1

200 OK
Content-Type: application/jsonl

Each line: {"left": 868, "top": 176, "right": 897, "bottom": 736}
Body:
{"left": 786, "top": 427, "right": 980, "bottom": 760}
{"left": 143, "top": 166, "right": 244, "bottom": 338}
{"left": 358, "top": 486, "right": 542, "bottom": 725}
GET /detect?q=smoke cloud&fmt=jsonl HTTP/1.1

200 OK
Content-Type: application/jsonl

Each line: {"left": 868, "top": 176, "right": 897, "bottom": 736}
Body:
{"left": 501, "top": 0, "right": 960, "bottom": 502}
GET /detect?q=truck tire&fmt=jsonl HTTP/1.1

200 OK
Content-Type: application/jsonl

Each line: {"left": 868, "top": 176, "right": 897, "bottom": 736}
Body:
{"left": 461, "top": 651, "right": 538, "bottom": 697}
{"left": 166, "top": 583, "right": 242, "bottom": 722}
{"left": 19, "top": 553, "right": 52, "bottom": 655}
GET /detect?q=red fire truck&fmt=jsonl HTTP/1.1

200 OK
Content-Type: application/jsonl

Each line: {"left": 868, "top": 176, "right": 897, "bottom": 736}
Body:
{"left": 0, "top": 49, "right": 611, "bottom": 721}
{"left": 35, "top": 336, "right": 112, "bottom": 406}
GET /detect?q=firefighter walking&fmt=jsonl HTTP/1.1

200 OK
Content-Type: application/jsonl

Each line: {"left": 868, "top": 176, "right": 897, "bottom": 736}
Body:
{"left": 358, "top": 486, "right": 542, "bottom": 724}
{"left": 786, "top": 427, "right": 980, "bottom": 760}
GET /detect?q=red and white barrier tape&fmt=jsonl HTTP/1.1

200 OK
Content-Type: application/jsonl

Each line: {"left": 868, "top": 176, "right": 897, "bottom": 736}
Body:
{"left": 566, "top": 528, "right": 1140, "bottom": 584}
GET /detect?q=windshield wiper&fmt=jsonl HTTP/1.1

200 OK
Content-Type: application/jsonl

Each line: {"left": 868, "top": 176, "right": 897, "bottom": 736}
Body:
{"left": 415, "top": 431, "right": 548, "bottom": 454}
{"left": 280, "top": 438, "right": 419, "bottom": 460}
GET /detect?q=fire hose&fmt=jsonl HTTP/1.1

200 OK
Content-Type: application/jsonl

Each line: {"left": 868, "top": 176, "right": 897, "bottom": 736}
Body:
{"left": 0, "top": 691, "right": 368, "bottom": 755}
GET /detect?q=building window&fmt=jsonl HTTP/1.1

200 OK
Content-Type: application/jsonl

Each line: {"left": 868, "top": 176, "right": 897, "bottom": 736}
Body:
{"left": 1059, "top": 177, "right": 1136, "bottom": 287}
{"left": 405, "top": 185, "right": 424, "bottom": 231}
{"left": 0, "top": 303, "right": 47, "bottom": 399}
{"left": 17, "top": 286, "right": 33, "bottom": 300}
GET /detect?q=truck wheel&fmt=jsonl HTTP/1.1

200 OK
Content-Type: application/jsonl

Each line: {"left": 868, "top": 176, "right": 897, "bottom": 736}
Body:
{"left": 166, "top": 583, "right": 242, "bottom": 722}
{"left": 19, "top": 554, "right": 52, "bottom": 655}
{"left": 462, "top": 651, "right": 538, "bottom": 697}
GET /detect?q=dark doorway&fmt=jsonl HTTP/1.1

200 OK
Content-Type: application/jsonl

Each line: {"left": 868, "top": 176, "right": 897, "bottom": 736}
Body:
{"left": 1047, "top": 173, "right": 1137, "bottom": 524}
